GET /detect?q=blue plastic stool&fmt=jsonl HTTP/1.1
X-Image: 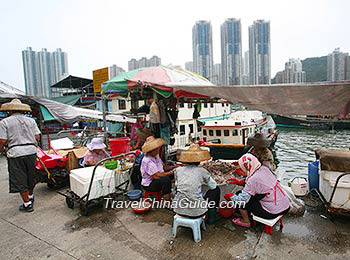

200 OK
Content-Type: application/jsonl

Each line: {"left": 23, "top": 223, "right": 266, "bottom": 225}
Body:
{"left": 172, "top": 215, "right": 206, "bottom": 242}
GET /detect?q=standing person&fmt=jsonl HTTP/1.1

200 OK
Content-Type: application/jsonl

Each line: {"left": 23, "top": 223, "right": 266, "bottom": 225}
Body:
{"left": 247, "top": 133, "right": 276, "bottom": 171}
{"left": 0, "top": 99, "right": 41, "bottom": 212}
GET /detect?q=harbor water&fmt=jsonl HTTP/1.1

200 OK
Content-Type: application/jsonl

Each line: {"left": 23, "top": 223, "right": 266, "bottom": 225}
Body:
{"left": 274, "top": 128, "right": 350, "bottom": 183}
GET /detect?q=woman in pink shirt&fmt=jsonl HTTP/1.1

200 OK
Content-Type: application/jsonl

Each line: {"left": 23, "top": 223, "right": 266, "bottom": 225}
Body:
{"left": 82, "top": 138, "right": 109, "bottom": 166}
{"left": 228, "top": 153, "right": 290, "bottom": 228}
{"left": 140, "top": 136, "right": 176, "bottom": 201}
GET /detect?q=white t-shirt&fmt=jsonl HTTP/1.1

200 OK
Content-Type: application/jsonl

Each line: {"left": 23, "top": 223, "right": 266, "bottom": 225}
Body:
{"left": 0, "top": 113, "right": 41, "bottom": 158}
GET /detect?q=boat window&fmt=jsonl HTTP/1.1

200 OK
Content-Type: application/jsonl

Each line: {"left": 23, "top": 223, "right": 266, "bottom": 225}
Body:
{"left": 216, "top": 130, "right": 221, "bottom": 136}
{"left": 240, "top": 130, "right": 242, "bottom": 135}
{"left": 118, "top": 100, "right": 126, "bottom": 110}
{"left": 224, "top": 130, "right": 229, "bottom": 136}
{"left": 180, "top": 125, "right": 185, "bottom": 135}
{"left": 188, "top": 103, "right": 193, "bottom": 108}
{"left": 209, "top": 130, "right": 214, "bottom": 136}
{"left": 179, "top": 101, "right": 184, "bottom": 108}
{"left": 210, "top": 103, "right": 214, "bottom": 108}
{"left": 232, "top": 130, "right": 238, "bottom": 136}
{"left": 203, "top": 129, "right": 207, "bottom": 136}
{"left": 189, "top": 124, "right": 194, "bottom": 134}
{"left": 204, "top": 103, "right": 208, "bottom": 108}
{"left": 222, "top": 103, "right": 225, "bottom": 107}
{"left": 197, "top": 124, "right": 201, "bottom": 132}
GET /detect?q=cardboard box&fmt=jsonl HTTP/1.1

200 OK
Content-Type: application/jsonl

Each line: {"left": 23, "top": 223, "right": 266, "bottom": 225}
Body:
{"left": 51, "top": 147, "right": 88, "bottom": 173}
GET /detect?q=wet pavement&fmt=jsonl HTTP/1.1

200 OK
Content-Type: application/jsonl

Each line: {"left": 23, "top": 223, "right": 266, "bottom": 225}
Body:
{"left": 0, "top": 156, "right": 349, "bottom": 260}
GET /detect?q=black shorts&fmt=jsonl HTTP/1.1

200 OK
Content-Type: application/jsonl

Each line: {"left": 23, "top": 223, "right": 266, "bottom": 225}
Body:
{"left": 236, "top": 191, "right": 290, "bottom": 219}
{"left": 8, "top": 154, "right": 36, "bottom": 193}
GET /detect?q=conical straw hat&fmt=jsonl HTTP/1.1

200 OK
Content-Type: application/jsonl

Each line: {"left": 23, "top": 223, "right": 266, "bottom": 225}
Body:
{"left": 177, "top": 143, "right": 211, "bottom": 163}
{"left": 0, "top": 99, "right": 31, "bottom": 112}
{"left": 135, "top": 128, "right": 154, "bottom": 141}
{"left": 247, "top": 133, "right": 270, "bottom": 148}
{"left": 142, "top": 136, "right": 165, "bottom": 153}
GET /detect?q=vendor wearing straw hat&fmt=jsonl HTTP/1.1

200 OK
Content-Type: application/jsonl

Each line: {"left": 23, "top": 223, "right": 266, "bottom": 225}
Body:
{"left": 140, "top": 136, "right": 176, "bottom": 201}
{"left": 0, "top": 99, "right": 40, "bottom": 212}
{"left": 82, "top": 138, "right": 109, "bottom": 166}
{"left": 172, "top": 144, "right": 220, "bottom": 223}
{"left": 247, "top": 133, "right": 276, "bottom": 171}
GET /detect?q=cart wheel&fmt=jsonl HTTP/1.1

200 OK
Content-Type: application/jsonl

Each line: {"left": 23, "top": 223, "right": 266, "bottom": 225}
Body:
{"left": 66, "top": 197, "right": 75, "bottom": 209}
{"left": 80, "top": 203, "right": 89, "bottom": 216}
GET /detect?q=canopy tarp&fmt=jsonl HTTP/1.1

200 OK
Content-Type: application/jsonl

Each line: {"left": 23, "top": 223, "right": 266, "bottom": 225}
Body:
{"left": 51, "top": 95, "right": 81, "bottom": 105}
{"left": 102, "top": 66, "right": 213, "bottom": 98}
{"left": 170, "top": 81, "right": 350, "bottom": 117}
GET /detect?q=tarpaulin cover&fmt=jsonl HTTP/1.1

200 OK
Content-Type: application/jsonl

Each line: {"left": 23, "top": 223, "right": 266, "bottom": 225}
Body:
{"left": 170, "top": 81, "right": 350, "bottom": 116}
{"left": 315, "top": 148, "right": 350, "bottom": 172}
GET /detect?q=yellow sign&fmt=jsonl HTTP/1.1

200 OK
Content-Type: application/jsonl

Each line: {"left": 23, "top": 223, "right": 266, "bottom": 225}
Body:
{"left": 93, "top": 67, "right": 109, "bottom": 93}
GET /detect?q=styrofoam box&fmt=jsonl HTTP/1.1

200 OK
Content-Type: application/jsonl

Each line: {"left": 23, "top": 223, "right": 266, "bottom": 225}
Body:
{"left": 70, "top": 166, "right": 115, "bottom": 200}
{"left": 319, "top": 170, "right": 350, "bottom": 210}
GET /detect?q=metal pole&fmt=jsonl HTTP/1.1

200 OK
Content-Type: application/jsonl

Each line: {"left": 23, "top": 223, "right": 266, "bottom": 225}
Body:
{"left": 102, "top": 94, "right": 108, "bottom": 144}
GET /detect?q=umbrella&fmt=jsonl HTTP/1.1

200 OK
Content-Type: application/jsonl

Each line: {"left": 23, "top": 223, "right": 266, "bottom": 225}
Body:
{"left": 102, "top": 66, "right": 214, "bottom": 98}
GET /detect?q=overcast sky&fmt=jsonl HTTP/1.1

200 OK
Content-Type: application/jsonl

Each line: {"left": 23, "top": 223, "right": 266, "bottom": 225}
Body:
{"left": 1, "top": 0, "right": 349, "bottom": 90}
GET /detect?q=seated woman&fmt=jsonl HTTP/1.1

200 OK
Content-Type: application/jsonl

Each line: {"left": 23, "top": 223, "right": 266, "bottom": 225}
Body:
{"left": 247, "top": 133, "right": 276, "bottom": 172}
{"left": 172, "top": 144, "right": 220, "bottom": 223}
{"left": 228, "top": 153, "right": 290, "bottom": 228}
{"left": 82, "top": 138, "right": 109, "bottom": 167}
{"left": 140, "top": 136, "right": 176, "bottom": 201}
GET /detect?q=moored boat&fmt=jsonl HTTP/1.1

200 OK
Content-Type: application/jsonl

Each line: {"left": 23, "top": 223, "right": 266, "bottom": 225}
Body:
{"left": 201, "top": 111, "right": 278, "bottom": 160}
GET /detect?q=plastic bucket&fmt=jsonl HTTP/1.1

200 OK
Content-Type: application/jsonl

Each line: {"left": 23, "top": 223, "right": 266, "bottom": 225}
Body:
{"left": 109, "top": 138, "right": 130, "bottom": 156}
{"left": 289, "top": 177, "right": 309, "bottom": 196}
{"left": 308, "top": 161, "right": 319, "bottom": 190}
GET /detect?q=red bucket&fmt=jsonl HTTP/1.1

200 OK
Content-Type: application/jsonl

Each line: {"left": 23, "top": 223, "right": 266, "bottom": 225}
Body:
{"left": 109, "top": 138, "right": 130, "bottom": 156}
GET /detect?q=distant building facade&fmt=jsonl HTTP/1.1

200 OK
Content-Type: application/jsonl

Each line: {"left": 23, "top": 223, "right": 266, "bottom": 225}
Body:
{"left": 127, "top": 56, "right": 161, "bottom": 71}
{"left": 248, "top": 20, "right": 271, "bottom": 85}
{"left": 212, "top": 63, "right": 222, "bottom": 85}
{"left": 22, "top": 47, "right": 68, "bottom": 97}
{"left": 221, "top": 18, "right": 242, "bottom": 85}
{"left": 327, "top": 48, "right": 349, "bottom": 81}
{"left": 192, "top": 20, "right": 214, "bottom": 81}
{"left": 109, "top": 65, "right": 125, "bottom": 79}
{"left": 242, "top": 51, "right": 250, "bottom": 85}
{"left": 275, "top": 58, "right": 306, "bottom": 84}
{"left": 346, "top": 56, "right": 350, "bottom": 80}
{"left": 185, "top": 61, "right": 194, "bottom": 72}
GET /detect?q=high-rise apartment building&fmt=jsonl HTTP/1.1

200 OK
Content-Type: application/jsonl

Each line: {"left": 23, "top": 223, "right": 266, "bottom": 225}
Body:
{"left": 148, "top": 55, "right": 161, "bottom": 67}
{"left": 327, "top": 48, "right": 349, "bottom": 81}
{"left": 22, "top": 47, "right": 68, "bottom": 97}
{"left": 127, "top": 56, "right": 162, "bottom": 71}
{"left": 52, "top": 48, "right": 68, "bottom": 83}
{"left": 275, "top": 58, "right": 306, "bottom": 84}
{"left": 22, "top": 47, "right": 40, "bottom": 96}
{"left": 221, "top": 18, "right": 242, "bottom": 85}
{"left": 242, "top": 51, "right": 250, "bottom": 85}
{"left": 192, "top": 20, "right": 213, "bottom": 81}
{"left": 109, "top": 65, "right": 125, "bottom": 79}
{"left": 185, "top": 61, "right": 194, "bottom": 72}
{"left": 212, "top": 63, "right": 222, "bottom": 85}
{"left": 248, "top": 20, "right": 271, "bottom": 85}
{"left": 346, "top": 56, "right": 350, "bottom": 80}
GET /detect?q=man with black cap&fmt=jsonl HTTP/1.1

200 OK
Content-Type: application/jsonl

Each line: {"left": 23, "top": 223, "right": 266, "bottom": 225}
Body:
{"left": 0, "top": 99, "right": 41, "bottom": 212}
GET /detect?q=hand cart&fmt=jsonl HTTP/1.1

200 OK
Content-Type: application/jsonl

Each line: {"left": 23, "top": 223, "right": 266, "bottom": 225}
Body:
{"left": 312, "top": 172, "right": 350, "bottom": 219}
{"left": 58, "top": 151, "right": 136, "bottom": 216}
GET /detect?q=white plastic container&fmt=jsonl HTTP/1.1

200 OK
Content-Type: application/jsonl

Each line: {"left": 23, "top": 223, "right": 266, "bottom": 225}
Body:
{"left": 70, "top": 166, "right": 115, "bottom": 200}
{"left": 289, "top": 177, "right": 309, "bottom": 196}
{"left": 319, "top": 170, "right": 350, "bottom": 210}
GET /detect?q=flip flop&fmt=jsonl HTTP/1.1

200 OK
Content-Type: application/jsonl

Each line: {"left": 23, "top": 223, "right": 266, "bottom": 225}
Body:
{"left": 232, "top": 218, "right": 251, "bottom": 228}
